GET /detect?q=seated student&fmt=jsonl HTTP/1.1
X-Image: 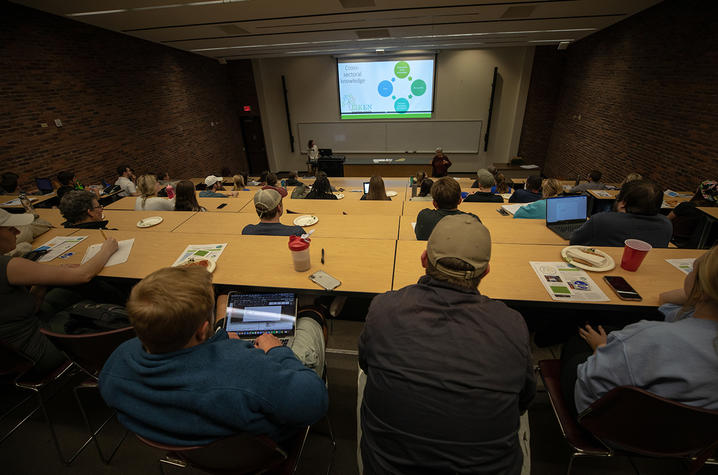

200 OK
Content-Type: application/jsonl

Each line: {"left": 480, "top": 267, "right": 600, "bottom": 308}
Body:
{"left": 242, "top": 189, "right": 305, "bottom": 237}
{"left": 668, "top": 180, "right": 717, "bottom": 248}
{"left": 114, "top": 165, "right": 138, "bottom": 197}
{"left": 560, "top": 246, "right": 718, "bottom": 416}
{"left": 414, "top": 177, "right": 480, "bottom": 241}
{"left": 508, "top": 175, "right": 542, "bottom": 203}
{"left": 470, "top": 168, "right": 491, "bottom": 188}
{"left": 56, "top": 171, "right": 80, "bottom": 199}
{"left": 0, "top": 172, "right": 20, "bottom": 195}
{"left": 174, "top": 180, "right": 206, "bottom": 212}
{"left": 156, "top": 171, "right": 171, "bottom": 183}
{"left": 1, "top": 208, "right": 119, "bottom": 376}
{"left": 414, "top": 171, "right": 426, "bottom": 186}
{"left": 99, "top": 266, "right": 328, "bottom": 446}
{"left": 570, "top": 179, "right": 672, "bottom": 247}
{"left": 492, "top": 173, "right": 512, "bottom": 195}
{"left": 360, "top": 215, "right": 535, "bottom": 474}
{"left": 619, "top": 172, "right": 642, "bottom": 188}
{"left": 262, "top": 173, "right": 288, "bottom": 198}
{"left": 361, "top": 175, "right": 391, "bottom": 201}
{"left": 135, "top": 175, "right": 175, "bottom": 211}
{"left": 59, "top": 191, "right": 110, "bottom": 229}
{"left": 409, "top": 178, "right": 434, "bottom": 202}
{"left": 569, "top": 170, "right": 607, "bottom": 194}
{"left": 305, "top": 173, "right": 337, "bottom": 200}
{"left": 285, "top": 171, "right": 303, "bottom": 187}
{"left": 464, "top": 172, "right": 503, "bottom": 203}
{"left": 257, "top": 170, "right": 270, "bottom": 186}
{"left": 199, "top": 175, "right": 238, "bottom": 198}
{"left": 232, "top": 174, "right": 248, "bottom": 192}
{"left": 514, "top": 178, "right": 563, "bottom": 219}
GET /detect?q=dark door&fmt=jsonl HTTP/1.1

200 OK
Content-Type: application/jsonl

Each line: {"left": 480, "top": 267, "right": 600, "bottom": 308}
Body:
{"left": 240, "top": 116, "right": 269, "bottom": 174}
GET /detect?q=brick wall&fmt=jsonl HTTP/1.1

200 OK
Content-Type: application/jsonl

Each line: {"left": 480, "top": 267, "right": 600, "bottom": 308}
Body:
{"left": 519, "top": 0, "right": 718, "bottom": 190}
{"left": 0, "top": 2, "right": 248, "bottom": 191}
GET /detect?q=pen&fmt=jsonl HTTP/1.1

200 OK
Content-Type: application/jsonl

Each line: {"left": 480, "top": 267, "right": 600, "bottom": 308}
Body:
{"left": 100, "top": 229, "right": 108, "bottom": 240}
{"left": 321, "top": 248, "right": 325, "bottom": 265}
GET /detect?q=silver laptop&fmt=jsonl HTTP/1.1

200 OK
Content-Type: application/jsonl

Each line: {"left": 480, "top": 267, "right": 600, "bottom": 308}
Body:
{"left": 224, "top": 291, "right": 297, "bottom": 346}
{"left": 545, "top": 195, "right": 588, "bottom": 240}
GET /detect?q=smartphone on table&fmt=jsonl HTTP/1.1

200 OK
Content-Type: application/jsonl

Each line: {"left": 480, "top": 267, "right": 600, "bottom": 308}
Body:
{"left": 216, "top": 203, "right": 228, "bottom": 209}
{"left": 603, "top": 276, "right": 642, "bottom": 301}
{"left": 309, "top": 270, "right": 341, "bottom": 290}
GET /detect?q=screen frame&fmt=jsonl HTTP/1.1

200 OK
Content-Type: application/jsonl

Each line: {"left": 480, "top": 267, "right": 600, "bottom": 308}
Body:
{"left": 336, "top": 54, "right": 437, "bottom": 120}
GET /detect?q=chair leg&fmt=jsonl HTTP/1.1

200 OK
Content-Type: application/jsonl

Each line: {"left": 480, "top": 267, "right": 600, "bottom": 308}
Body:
{"left": 566, "top": 452, "right": 576, "bottom": 475}
{"left": 74, "top": 385, "right": 128, "bottom": 464}
{"left": 36, "top": 390, "right": 93, "bottom": 465}
{"left": 0, "top": 388, "right": 39, "bottom": 445}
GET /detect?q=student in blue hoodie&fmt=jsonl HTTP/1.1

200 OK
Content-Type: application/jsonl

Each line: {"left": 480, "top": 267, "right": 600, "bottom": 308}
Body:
{"left": 99, "top": 266, "right": 328, "bottom": 446}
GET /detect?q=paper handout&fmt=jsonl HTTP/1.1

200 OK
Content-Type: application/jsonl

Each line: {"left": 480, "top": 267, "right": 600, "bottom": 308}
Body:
{"left": 34, "top": 235, "right": 88, "bottom": 262}
{"left": 81, "top": 239, "right": 135, "bottom": 267}
{"left": 530, "top": 261, "right": 609, "bottom": 302}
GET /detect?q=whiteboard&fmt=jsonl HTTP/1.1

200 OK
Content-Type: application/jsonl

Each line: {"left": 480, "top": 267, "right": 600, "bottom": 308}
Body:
{"left": 297, "top": 120, "right": 482, "bottom": 154}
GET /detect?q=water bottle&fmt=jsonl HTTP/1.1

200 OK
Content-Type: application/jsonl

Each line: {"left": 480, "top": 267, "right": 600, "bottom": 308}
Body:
{"left": 19, "top": 192, "right": 34, "bottom": 213}
{"left": 281, "top": 179, "right": 287, "bottom": 188}
{"left": 411, "top": 182, "right": 417, "bottom": 197}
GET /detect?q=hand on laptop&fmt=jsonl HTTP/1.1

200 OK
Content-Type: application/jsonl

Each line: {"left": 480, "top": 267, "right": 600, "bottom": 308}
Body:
{"left": 255, "top": 333, "right": 283, "bottom": 353}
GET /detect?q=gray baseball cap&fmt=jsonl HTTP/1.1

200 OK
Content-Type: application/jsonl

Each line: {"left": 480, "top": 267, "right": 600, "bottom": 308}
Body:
{"left": 427, "top": 214, "right": 491, "bottom": 279}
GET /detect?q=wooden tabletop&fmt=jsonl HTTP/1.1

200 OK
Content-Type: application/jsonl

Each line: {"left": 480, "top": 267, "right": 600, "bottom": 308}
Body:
{"left": 251, "top": 199, "right": 404, "bottom": 216}
{"left": 103, "top": 210, "right": 196, "bottom": 232}
{"left": 698, "top": 207, "right": 718, "bottom": 220}
{"left": 402, "top": 201, "right": 509, "bottom": 219}
{"left": 0, "top": 193, "right": 57, "bottom": 209}
{"left": 175, "top": 213, "right": 400, "bottom": 240}
{"left": 104, "top": 195, "right": 253, "bottom": 212}
{"left": 393, "top": 242, "right": 705, "bottom": 306}
{"left": 397, "top": 216, "right": 567, "bottom": 245}
{"left": 34, "top": 208, "right": 67, "bottom": 228}
{"left": 586, "top": 189, "right": 619, "bottom": 200}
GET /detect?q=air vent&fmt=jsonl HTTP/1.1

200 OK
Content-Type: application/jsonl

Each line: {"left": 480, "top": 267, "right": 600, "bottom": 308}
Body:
{"left": 340, "top": 0, "right": 376, "bottom": 8}
{"left": 501, "top": 6, "right": 536, "bottom": 18}
{"left": 356, "top": 29, "right": 390, "bottom": 39}
{"left": 218, "top": 24, "right": 248, "bottom": 35}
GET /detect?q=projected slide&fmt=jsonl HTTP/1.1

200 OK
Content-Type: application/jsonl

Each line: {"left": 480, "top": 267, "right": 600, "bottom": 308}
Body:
{"left": 338, "top": 59, "right": 435, "bottom": 119}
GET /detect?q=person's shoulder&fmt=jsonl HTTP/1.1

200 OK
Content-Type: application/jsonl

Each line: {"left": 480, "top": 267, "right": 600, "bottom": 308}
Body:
{"left": 416, "top": 207, "right": 437, "bottom": 218}
{"left": 241, "top": 223, "right": 257, "bottom": 235}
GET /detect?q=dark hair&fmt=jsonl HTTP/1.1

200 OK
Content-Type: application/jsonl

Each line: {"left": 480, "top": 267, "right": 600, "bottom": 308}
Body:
{"left": 174, "top": 180, "right": 205, "bottom": 212}
{"left": 59, "top": 190, "right": 96, "bottom": 224}
{"left": 431, "top": 177, "right": 461, "bottom": 209}
{"left": 617, "top": 179, "right": 663, "bottom": 216}
{"left": 116, "top": 165, "right": 130, "bottom": 176}
{"left": 426, "top": 257, "right": 481, "bottom": 290}
{"left": 589, "top": 170, "right": 602, "bottom": 182}
{"left": 57, "top": 171, "right": 74, "bottom": 186}
{"left": 308, "top": 140, "right": 314, "bottom": 148}
{"left": 258, "top": 170, "right": 269, "bottom": 184}
{"left": 308, "top": 174, "right": 332, "bottom": 197}
{"left": 156, "top": 171, "right": 170, "bottom": 181}
{"left": 255, "top": 200, "right": 281, "bottom": 220}
{"left": 419, "top": 178, "right": 433, "bottom": 197}
{"left": 525, "top": 175, "right": 542, "bottom": 192}
{"left": 1, "top": 172, "right": 19, "bottom": 193}
{"left": 266, "top": 173, "right": 278, "bottom": 186}
{"left": 366, "top": 175, "right": 390, "bottom": 201}
{"left": 288, "top": 171, "right": 298, "bottom": 179}
{"left": 494, "top": 173, "right": 510, "bottom": 194}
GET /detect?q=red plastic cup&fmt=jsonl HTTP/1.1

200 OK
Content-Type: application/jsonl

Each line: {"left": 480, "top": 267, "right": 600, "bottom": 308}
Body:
{"left": 288, "top": 235, "right": 311, "bottom": 272}
{"left": 620, "top": 239, "right": 652, "bottom": 271}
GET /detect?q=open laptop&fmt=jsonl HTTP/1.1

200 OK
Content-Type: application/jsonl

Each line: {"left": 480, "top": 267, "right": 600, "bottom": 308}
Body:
{"left": 224, "top": 291, "right": 297, "bottom": 346}
{"left": 363, "top": 182, "right": 370, "bottom": 194}
{"left": 545, "top": 195, "right": 588, "bottom": 240}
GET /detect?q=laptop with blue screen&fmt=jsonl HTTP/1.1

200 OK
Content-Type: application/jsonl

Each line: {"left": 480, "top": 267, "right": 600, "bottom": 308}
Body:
{"left": 545, "top": 195, "right": 588, "bottom": 240}
{"left": 224, "top": 291, "right": 297, "bottom": 346}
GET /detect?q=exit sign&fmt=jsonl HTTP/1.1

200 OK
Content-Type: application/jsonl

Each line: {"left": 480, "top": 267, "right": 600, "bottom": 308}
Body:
{"left": 243, "top": 105, "right": 252, "bottom": 112}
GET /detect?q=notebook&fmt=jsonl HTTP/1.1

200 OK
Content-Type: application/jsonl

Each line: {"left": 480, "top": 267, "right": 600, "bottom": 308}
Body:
{"left": 224, "top": 291, "right": 297, "bottom": 346}
{"left": 545, "top": 195, "right": 588, "bottom": 240}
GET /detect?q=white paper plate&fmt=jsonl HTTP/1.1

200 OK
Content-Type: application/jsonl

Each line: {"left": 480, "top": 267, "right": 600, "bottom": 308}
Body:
{"left": 183, "top": 258, "right": 216, "bottom": 273}
{"left": 386, "top": 190, "right": 398, "bottom": 197}
{"left": 137, "top": 216, "right": 163, "bottom": 228}
{"left": 333, "top": 192, "right": 345, "bottom": 199}
{"left": 561, "top": 246, "right": 615, "bottom": 272}
{"left": 294, "top": 215, "right": 318, "bottom": 226}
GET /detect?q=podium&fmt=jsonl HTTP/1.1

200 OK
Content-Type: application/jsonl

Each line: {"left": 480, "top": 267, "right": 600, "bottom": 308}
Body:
{"left": 318, "top": 155, "right": 345, "bottom": 177}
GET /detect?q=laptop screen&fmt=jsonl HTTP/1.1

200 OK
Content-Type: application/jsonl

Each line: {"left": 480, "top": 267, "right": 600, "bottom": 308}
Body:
{"left": 225, "top": 292, "right": 297, "bottom": 338}
{"left": 546, "top": 195, "right": 588, "bottom": 223}
{"left": 363, "top": 182, "right": 370, "bottom": 194}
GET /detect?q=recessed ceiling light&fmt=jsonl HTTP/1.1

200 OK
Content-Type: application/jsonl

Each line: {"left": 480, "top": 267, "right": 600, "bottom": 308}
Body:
{"left": 67, "top": 0, "right": 246, "bottom": 17}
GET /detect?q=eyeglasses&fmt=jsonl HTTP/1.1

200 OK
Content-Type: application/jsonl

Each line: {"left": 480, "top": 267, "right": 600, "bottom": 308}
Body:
{"left": 91, "top": 204, "right": 103, "bottom": 210}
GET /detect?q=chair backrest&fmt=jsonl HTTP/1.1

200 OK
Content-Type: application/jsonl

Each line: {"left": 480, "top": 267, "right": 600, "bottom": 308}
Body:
{"left": 35, "top": 178, "right": 54, "bottom": 194}
{"left": 39, "top": 327, "right": 135, "bottom": 377}
{"left": 579, "top": 386, "right": 718, "bottom": 459}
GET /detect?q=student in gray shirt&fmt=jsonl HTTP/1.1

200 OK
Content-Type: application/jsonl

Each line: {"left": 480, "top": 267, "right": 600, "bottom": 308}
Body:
{"left": 242, "top": 189, "right": 305, "bottom": 237}
{"left": 414, "top": 177, "right": 480, "bottom": 240}
{"left": 568, "top": 170, "right": 607, "bottom": 194}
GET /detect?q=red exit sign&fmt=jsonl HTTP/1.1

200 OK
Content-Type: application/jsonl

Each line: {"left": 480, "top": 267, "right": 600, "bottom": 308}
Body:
{"left": 243, "top": 105, "right": 252, "bottom": 112}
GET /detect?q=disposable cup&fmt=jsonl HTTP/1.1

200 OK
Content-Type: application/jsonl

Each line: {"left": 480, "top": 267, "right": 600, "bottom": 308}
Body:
{"left": 288, "top": 236, "right": 311, "bottom": 272}
{"left": 620, "top": 239, "right": 652, "bottom": 271}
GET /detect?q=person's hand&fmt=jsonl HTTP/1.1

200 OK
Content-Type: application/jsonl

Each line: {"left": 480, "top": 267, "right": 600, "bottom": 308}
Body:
{"left": 254, "top": 333, "right": 283, "bottom": 353}
{"left": 227, "top": 332, "right": 240, "bottom": 340}
{"left": 101, "top": 237, "right": 119, "bottom": 255}
{"left": 231, "top": 191, "right": 239, "bottom": 197}
{"left": 579, "top": 324, "right": 607, "bottom": 351}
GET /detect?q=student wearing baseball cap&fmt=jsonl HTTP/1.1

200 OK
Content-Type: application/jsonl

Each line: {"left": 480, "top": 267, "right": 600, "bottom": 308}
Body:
{"left": 359, "top": 215, "right": 535, "bottom": 474}
{"left": 0, "top": 209, "right": 119, "bottom": 376}
{"left": 199, "top": 175, "right": 238, "bottom": 198}
{"left": 241, "top": 189, "right": 305, "bottom": 237}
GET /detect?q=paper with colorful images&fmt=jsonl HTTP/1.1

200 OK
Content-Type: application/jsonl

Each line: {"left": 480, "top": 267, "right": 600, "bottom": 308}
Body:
{"left": 81, "top": 239, "right": 134, "bottom": 267}
{"left": 665, "top": 258, "right": 695, "bottom": 275}
{"left": 33, "top": 235, "right": 88, "bottom": 262}
{"left": 664, "top": 189, "right": 693, "bottom": 198}
{"left": 172, "top": 243, "right": 227, "bottom": 267}
{"left": 2, "top": 197, "right": 38, "bottom": 206}
{"left": 530, "top": 261, "right": 609, "bottom": 302}
{"left": 592, "top": 190, "right": 613, "bottom": 198}
{"left": 501, "top": 203, "right": 529, "bottom": 215}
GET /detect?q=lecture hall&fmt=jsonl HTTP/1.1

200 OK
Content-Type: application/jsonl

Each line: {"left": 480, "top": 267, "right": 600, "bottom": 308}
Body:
{"left": 1, "top": 0, "right": 717, "bottom": 474}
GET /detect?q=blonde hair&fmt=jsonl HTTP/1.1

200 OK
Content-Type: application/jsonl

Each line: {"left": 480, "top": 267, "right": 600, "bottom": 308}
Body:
{"left": 542, "top": 178, "right": 563, "bottom": 199}
{"left": 686, "top": 246, "right": 718, "bottom": 308}
{"left": 233, "top": 175, "right": 245, "bottom": 191}
{"left": 127, "top": 266, "right": 214, "bottom": 354}
{"left": 137, "top": 174, "right": 158, "bottom": 208}
{"left": 621, "top": 173, "right": 643, "bottom": 187}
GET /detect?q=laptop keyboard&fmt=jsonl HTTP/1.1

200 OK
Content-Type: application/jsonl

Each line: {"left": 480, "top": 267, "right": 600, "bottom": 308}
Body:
{"left": 250, "top": 338, "right": 290, "bottom": 346}
{"left": 549, "top": 223, "right": 583, "bottom": 240}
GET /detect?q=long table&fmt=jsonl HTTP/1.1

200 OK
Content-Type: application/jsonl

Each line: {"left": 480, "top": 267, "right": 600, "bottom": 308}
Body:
{"left": 104, "top": 195, "right": 254, "bottom": 213}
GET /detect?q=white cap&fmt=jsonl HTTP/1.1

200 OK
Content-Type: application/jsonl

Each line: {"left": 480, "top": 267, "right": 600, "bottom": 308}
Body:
{"left": 0, "top": 209, "right": 34, "bottom": 227}
{"left": 204, "top": 175, "right": 223, "bottom": 187}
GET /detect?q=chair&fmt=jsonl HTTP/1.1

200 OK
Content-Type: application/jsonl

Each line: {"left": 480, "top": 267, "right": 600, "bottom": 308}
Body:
{"left": 40, "top": 327, "right": 136, "bottom": 464}
{"left": 35, "top": 178, "right": 54, "bottom": 195}
{"left": 538, "top": 359, "right": 718, "bottom": 474}
{"left": 136, "top": 426, "right": 310, "bottom": 475}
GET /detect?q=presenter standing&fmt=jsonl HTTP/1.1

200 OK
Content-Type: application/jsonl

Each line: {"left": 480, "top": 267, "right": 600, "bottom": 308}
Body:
{"left": 307, "top": 139, "right": 319, "bottom": 176}
{"left": 431, "top": 147, "right": 452, "bottom": 177}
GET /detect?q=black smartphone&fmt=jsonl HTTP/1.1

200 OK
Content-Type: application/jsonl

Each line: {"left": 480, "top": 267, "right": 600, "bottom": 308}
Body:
{"left": 23, "top": 249, "right": 49, "bottom": 261}
{"left": 497, "top": 208, "right": 510, "bottom": 216}
{"left": 603, "top": 276, "right": 642, "bottom": 301}
{"left": 216, "top": 203, "right": 228, "bottom": 209}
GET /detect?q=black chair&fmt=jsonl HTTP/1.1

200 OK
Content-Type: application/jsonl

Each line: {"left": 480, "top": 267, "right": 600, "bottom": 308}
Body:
{"left": 539, "top": 359, "right": 718, "bottom": 474}
{"left": 40, "top": 327, "right": 136, "bottom": 464}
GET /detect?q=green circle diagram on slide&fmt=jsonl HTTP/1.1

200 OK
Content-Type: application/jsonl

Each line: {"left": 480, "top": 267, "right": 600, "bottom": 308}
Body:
{"left": 373, "top": 61, "right": 428, "bottom": 113}
{"left": 394, "top": 61, "right": 410, "bottom": 78}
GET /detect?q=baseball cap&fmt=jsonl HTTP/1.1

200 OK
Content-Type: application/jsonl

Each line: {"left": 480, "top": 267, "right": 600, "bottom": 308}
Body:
{"left": 427, "top": 214, "right": 491, "bottom": 279}
{"left": 477, "top": 172, "right": 495, "bottom": 188}
{"left": 254, "top": 189, "right": 282, "bottom": 216}
{"left": 204, "top": 175, "right": 223, "bottom": 187}
{"left": 0, "top": 209, "right": 34, "bottom": 227}
{"left": 262, "top": 185, "right": 288, "bottom": 198}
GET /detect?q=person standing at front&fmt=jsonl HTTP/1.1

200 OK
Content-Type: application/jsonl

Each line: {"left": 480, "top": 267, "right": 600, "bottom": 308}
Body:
{"left": 431, "top": 147, "right": 451, "bottom": 177}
